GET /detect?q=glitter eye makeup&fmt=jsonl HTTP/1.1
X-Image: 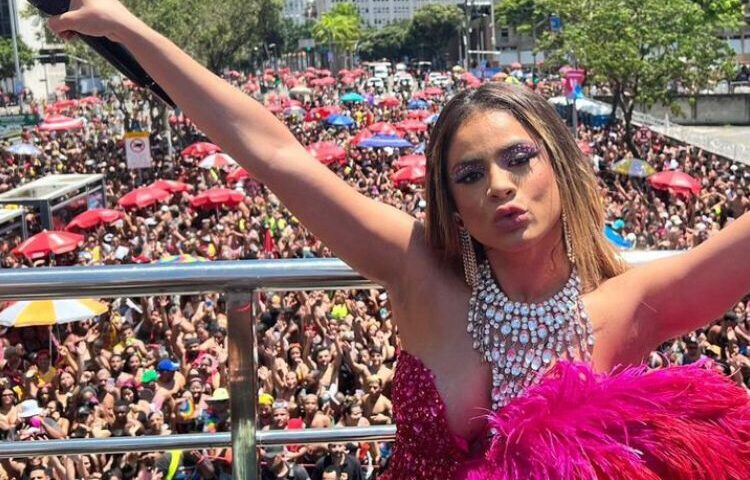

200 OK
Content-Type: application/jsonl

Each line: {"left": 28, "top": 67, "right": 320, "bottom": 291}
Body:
{"left": 500, "top": 143, "right": 541, "bottom": 167}
{"left": 451, "top": 161, "right": 485, "bottom": 184}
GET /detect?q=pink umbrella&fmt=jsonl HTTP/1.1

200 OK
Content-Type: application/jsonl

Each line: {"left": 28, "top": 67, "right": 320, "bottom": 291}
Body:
{"left": 199, "top": 153, "right": 238, "bottom": 170}
{"left": 181, "top": 142, "right": 221, "bottom": 158}
{"left": 306, "top": 141, "right": 347, "bottom": 165}
{"left": 38, "top": 115, "right": 84, "bottom": 131}
{"left": 647, "top": 171, "right": 702, "bottom": 196}
{"left": 396, "top": 119, "right": 428, "bottom": 133}
{"left": 305, "top": 106, "right": 340, "bottom": 122}
{"left": 149, "top": 180, "right": 193, "bottom": 193}
{"left": 227, "top": 167, "right": 254, "bottom": 183}
{"left": 190, "top": 188, "right": 246, "bottom": 209}
{"left": 65, "top": 209, "right": 125, "bottom": 231}
{"left": 118, "top": 187, "right": 172, "bottom": 209}
{"left": 395, "top": 154, "right": 427, "bottom": 169}
{"left": 391, "top": 165, "right": 426, "bottom": 187}
{"left": 49, "top": 99, "right": 78, "bottom": 112}
{"left": 12, "top": 230, "right": 84, "bottom": 260}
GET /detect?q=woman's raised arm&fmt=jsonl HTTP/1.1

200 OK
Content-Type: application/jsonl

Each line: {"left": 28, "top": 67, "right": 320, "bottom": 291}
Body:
{"left": 49, "top": 0, "right": 428, "bottom": 289}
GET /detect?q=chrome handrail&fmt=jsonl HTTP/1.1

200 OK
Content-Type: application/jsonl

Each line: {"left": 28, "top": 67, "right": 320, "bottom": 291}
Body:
{"left": 0, "top": 426, "right": 397, "bottom": 457}
{"left": 0, "top": 252, "right": 680, "bottom": 476}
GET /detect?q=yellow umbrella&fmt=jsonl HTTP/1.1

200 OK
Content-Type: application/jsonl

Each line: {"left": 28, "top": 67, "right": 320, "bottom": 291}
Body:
{"left": 0, "top": 299, "right": 108, "bottom": 327}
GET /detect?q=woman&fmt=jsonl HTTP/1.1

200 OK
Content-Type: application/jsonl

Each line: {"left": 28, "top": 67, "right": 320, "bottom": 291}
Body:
{"left": 50, "top": 3, "right": 750, "bottom": 478}
{"left": 0, "top": 387, "right": 18, "bottom": 441}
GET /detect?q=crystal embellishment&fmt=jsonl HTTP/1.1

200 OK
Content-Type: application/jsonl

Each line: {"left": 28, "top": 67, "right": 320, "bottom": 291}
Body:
{"left": 466, "top": 260, "right": 595, "bottom": 410}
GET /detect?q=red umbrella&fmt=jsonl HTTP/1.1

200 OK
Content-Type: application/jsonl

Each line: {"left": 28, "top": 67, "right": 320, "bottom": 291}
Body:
{"left": 266, "top": 103, "right": 283, "bottom": 114}
{"left": 318, "top": 69, "right": 332, "bottom": 77}
{"left": 350, "top": 68, "right": 366, "bottom": 77}
{"left": 118, "top": 187, "right": 172, "bottom": 209}
{"left": 379, "top": 96, "right": 401, "bottom": 108}
{"left": 391, "top": 165, "right": 426, "bottom": 187}
{"left": 406, "top": 110, "right": 430, "bottom": 120}
{"left": 12, "top": 230, "right": 84, "bottom": 260}
{"left": 305, "top": 106, "right": 340, "bottom": 122}
{"left": 338, "top": 69, "right": 350, "bottom": 77}
{"left": 227, "top": 167, "right": 254, "bottom": 183}
{"left": 181, "top": 142, "right": 221, "bottom": 158}
{"left": 395, "top": 154, "right": 427, "bottom": 169}
{"left": 350, "top": 129, "right": 373, "bottom": 147}
{"left": 311, "top": 77, "right": 336, "bottom": 87}
{"left": 65, "top": 209, "right": 125, "bottom": 231}
{"left": 48, "top": 99, "right": 78, "bottom": 112}
{"left": 396, "top": 119, "right": 428, "bottom": 133}
{"left": 647, "top": 171, "right": 702, "bottom": 196}
{"left": 306, "top": 141, "right": 347, "bottom": 165}
{"left": 368, "top": 122, "right": 401, "bottom": 136}
{"left": 79, "top": 96, "right": 102, "bottom": 105}
{"left": 243, "top": 81, "right": 259, "bottom": 93}
{"left": 199, "top": 153, "right": 238, "bottom": 170}
{"left": 424, "top": 87, "right": 443, "bottom": 97}
{"left": 190, "top": 188, "right": 246, "bottom": 209}
{"left": 38, "top": 115, "right": 84, "bottom": 131}
{"left": 227, "top": 70, "right": 241, "bottom": 78}
{"left": 150, "top": 180, "right": 193, "bottom": 193}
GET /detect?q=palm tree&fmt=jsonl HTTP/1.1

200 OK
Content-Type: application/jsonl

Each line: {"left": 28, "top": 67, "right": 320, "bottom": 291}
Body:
{"left": 312, "top": 4, "right": 361, "bottom": 69}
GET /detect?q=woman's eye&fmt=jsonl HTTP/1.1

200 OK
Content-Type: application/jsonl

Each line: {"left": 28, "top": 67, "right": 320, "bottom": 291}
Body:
{"left": 457, "top": 171, "right": 483, "bottom": 184}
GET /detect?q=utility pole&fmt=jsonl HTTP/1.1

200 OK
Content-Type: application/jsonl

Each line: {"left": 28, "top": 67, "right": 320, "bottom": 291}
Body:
{"left": 8, "top": 0, "right": 24, "bottom": 111}
{"left": 462, "top": 0, "right": 470, "bottom": 70}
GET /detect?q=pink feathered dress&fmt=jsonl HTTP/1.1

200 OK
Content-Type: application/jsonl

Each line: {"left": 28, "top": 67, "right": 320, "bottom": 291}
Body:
{"left": 380, "top": 351, "right": 750, "bottom": 480}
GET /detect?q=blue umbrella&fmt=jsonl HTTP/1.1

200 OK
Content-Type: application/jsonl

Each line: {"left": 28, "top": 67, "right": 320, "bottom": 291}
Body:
{"left": 358, "top": 134, "right": 414, "bottom": 149}
{"left": 7, "top": 143, "right": 41, "bottom": 156}
{"left": 407, "top": 99, "right": 428, "bottom": 110}
{"left": 326, "top": 114, "right": 355, "bottom": 127}
{"left": 424, "top": 113, "right": 440, "bottom": 125}
{"left": 414, "top": 142, "right": 426, "bottom": 154}
{"left": 340, "top": 92, "right": 365, "bottom": 103}
{"left": 604, "top": 225, "right": 633, "bottom": 249}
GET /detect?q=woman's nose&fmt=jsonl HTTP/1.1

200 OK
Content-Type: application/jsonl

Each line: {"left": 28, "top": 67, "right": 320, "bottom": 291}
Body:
{"left": 486, "top": 165, "right": 516, "bottom": 201}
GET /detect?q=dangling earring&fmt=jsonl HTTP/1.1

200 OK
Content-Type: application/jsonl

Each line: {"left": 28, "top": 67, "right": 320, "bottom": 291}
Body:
{"left": 459, "top": 226, "right": 479, "bottom": 288}
{"left": 562, "top": 211, "right": 576, "bottom": 265}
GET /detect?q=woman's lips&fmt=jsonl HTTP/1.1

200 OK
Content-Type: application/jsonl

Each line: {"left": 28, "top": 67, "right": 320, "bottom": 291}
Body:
{"left": 494, "top": 211, "right": 530, "bottom": 232}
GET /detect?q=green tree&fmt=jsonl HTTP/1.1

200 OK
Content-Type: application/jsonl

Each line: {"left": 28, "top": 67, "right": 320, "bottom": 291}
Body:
{"left": 276, "top": 19, "right": 316, "bottom": 54}
{"left": 359, "top": 21, "right": 411, "bottom": 61}
{"left": 0, "top": 37, "right": 35, "bottom": 79}
{"left": 500, "top": 0, "right": 743, "bottom": 152}
{"left": 407, "top": 4, "right": 462, "bottom": 63}
{"left": 313, "top": 3, "right": 362, "bottom": 69}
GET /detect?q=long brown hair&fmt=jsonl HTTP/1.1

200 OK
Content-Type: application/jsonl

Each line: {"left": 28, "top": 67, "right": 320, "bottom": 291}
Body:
{"left": 425, "top": 82, "right": 626, "bottom": 292}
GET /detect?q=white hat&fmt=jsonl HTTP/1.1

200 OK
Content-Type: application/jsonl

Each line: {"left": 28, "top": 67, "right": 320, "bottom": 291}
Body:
{"left": 18, "top": 399, "right": 44, "bottom": 418}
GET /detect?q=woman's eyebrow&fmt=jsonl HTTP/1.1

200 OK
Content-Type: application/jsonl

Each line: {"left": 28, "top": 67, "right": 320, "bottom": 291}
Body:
{"left": 451, "top": 140, "right": 531, "bottom": 173}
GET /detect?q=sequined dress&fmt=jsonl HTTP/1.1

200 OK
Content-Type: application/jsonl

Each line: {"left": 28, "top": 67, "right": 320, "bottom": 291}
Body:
{"left": 379, "top": 350, "right": 482, "bottom": 480}
{"left": 379, "top": 350, "right": 750, "bottom": 480}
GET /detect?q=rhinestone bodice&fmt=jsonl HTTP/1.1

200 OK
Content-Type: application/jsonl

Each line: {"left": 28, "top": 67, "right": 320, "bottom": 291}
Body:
{"left": 467, "top": 260, "right": 595, "bottom": 410}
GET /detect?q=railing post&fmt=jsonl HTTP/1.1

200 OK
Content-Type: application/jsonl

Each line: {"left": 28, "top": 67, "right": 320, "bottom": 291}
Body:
{"left": 227, "top": 289, "right": 258, "bottom": 479}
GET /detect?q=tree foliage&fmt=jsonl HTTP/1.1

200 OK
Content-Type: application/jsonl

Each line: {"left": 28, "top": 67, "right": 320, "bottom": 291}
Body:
{"left": 406, "top": 4, "right": 463, "bottom": 62}
{"left": 499, "top": 0, "right": 744, "bottom": 150}
{"left": 312, "top": 3, "right": 362, "bottom": 52}
{"left": 359, "top": 21, "right": 410, "bottom": 61}
{"left": 0, "top": 37, "right": 35, "bottom": 80}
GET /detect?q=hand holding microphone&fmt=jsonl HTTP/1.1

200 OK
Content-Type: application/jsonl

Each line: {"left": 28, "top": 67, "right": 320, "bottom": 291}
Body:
{"left": 32, "top": 0, "right": 175, "bottom": 106}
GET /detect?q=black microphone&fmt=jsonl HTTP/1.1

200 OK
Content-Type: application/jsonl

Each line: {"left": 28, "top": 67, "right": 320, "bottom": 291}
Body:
{"left": 28, "top": 0, "right": 175, "bottom": 107}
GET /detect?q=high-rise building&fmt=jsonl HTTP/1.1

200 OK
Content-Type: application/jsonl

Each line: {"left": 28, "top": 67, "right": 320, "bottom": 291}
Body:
{"left": 314, "top": 0, "right": 461, "bottom": 28}
{"left": 6, "top": 0, "right": 66, "bottom": 101}
{"left": 283, "top": 0, "right": 312, "bottom": 26}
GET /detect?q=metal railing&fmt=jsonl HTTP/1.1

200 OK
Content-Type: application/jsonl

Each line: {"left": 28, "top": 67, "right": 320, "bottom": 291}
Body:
{"left": 0, "top": 253, "right": 679, "bottom": 478}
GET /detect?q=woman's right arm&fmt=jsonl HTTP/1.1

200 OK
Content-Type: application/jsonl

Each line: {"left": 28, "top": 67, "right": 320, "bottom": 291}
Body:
{"left": 49, "top": 1, "right": 431, "bottom": 290}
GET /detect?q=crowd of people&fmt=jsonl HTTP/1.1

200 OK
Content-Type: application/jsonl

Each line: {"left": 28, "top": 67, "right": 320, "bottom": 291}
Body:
{"left": 0, "top": 63, "right": 749, "bottom": 480}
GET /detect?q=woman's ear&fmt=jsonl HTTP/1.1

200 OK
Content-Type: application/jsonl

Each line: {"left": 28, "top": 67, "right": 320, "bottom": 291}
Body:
{"left": 453, "top": 213, "right": 463, "bottom": 228}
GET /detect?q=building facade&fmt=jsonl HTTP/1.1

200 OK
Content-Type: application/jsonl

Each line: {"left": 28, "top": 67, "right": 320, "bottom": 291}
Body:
{"left": 5, "top": 0, "right": 66, "bottom": 101}
{"left": 314, "top": 0, "right": 461, "bottom": 28}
